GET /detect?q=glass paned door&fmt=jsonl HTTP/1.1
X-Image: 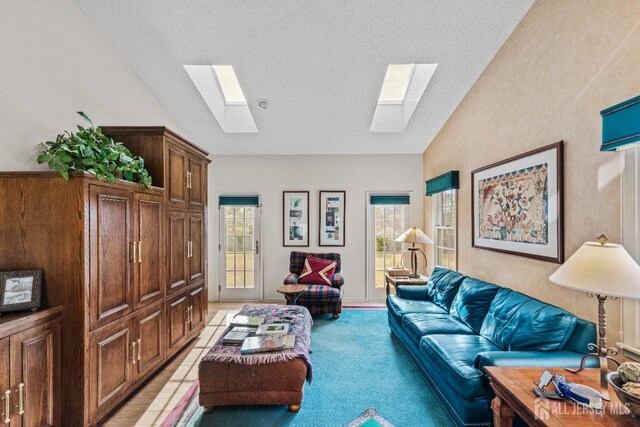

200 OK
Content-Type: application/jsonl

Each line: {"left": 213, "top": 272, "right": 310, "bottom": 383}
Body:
{"left": 366, "top": 193, "right": 412, "bottom": 300}
{"left": 220, "top": 204, "right": 261, "bottom": 300}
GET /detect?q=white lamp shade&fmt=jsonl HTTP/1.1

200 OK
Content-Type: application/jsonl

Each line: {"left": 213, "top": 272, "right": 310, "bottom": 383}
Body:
{"left": 395, "top": 227, "right": 434, "bottom": 245}
{"left": 549, "top": 241, "right": 640, "bottom": 299}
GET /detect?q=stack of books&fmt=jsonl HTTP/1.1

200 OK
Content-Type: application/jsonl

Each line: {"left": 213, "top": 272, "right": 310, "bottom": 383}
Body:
{"left": 221, "top": 314, "right": 296, "bottom": 354}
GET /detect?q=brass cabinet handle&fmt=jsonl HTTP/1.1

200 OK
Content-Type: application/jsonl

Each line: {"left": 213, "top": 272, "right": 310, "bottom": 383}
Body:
{"left": 189, "top": 305, "right": 193, "bottom": 323}
{"left": 187, "top": 172, "right": 192, "bottom": 189}
{"left": 137, "top": 338, "right": 141, "bottom": 361}
{"left": 1, "top": 389, "right": 10, "bottom": 424}
{"left": 130, "top": 241, "right": 136, "bottom": 263}
{"left": 138, "top": 241, "right": 142, "bottom": 263}
{"left": 16, "top": 384, "right": 24, "bottom": 416}
{"left": 132, "top": 341, "right": 137, "bottom": 365}
{"left": 185, "top": 172, "right": 189, "bottom": 188}
{"left": 189, "top": 241, "right": 193, "bottom": 258}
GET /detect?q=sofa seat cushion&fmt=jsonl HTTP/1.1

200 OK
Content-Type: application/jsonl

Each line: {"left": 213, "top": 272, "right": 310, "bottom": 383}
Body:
{"left": 480, "top": 289, "right": 578, "bottom": 351}
{"left": 420, "top": 334, "right": 501, "bottom": 400}
{"left": 450, "top": 277, "right": 500, "bottom": 333}
{"left": 296, "top": 285, "right": 341, "bottom": 302}
{"left": 426, "top": 267, "right": 466, "bottom": 311}
{"left": 386, "top": 295, "right": 447, "bottom": 323}
{"left": 401, "top": 313, "right": 474, "bottom": 345}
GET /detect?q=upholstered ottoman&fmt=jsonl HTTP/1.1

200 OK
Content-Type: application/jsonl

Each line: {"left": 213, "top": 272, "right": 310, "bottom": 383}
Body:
{"left": 198, "top": 304, "right": 313, "bottom": 412}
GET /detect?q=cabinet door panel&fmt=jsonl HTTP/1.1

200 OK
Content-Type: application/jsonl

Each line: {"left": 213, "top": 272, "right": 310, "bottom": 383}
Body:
{"left": 168, "top": 211, "right": 187, "bottom": 294}
{"left": 9, "top": 321, "right": 60, "bottom": 427}
{"left": 166, "top": 292, "right": 189, "bottom": 355}
{"left": 133, "top": 304, "right": 164, "bottom": 381}
{"left": 0, "top": 337, "right": 9, "bottom": 425}
{"left": 167, "top": 145, "right": 187, "bottom": 207}
{"left": 188, "top": 213, "right": 204, "bottom": 284}
{"left": 89, "top": 320, "right": 132, "bottom": 420}
{"left": 90, "top": 186, "right": 134, "bottom": 329}
{"left": 187, "top": 157, "right": 204, "bottom": 209}
{"left": 188, "top": 285, "right": 206, "bottom": 335}
{"left": 135, "top": 193, "right": 164, "bottom": 308}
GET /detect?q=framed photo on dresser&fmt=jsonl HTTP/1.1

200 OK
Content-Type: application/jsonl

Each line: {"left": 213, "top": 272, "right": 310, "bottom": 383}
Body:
{"left": 0, "top": 269, "right": 42, "bottom": 313}
{"left": 283, "top": 191, "right": 309, "bottom": 247}
{"left": 319, "top": 190, "right": 346, "bottom": 247}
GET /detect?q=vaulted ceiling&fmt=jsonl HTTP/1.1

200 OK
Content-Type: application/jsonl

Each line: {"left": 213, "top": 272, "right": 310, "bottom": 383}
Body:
{"left": 75, "top": 1, "right": 532, "bottom": 155}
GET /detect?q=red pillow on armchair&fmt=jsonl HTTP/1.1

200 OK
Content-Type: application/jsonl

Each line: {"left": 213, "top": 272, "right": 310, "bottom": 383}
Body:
{"left": 298, "top": 256, "right": 337, "bottom": 286}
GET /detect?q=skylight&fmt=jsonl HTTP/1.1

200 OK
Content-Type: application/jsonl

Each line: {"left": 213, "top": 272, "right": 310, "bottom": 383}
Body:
{"left": 370, "top": 63, "right": 438, "bottom": 133}
{"left": 213, "top": 65, "right": 247, "bottom": 106}
{"left": 184, "top": 65, "right": 257, "bottom": 133}
{"left": 378, "top": 64, "right": 414, "bottom": 105}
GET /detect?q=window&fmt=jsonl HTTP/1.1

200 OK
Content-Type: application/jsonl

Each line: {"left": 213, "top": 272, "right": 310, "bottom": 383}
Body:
{"left": 223, "top": 206, "right": 256, "bottom": 289}
{"left": 433, "top": 189, "right": 457, "bottom": 270}
{"left": 366, "top": 193, "right": 412, "bottom": 299}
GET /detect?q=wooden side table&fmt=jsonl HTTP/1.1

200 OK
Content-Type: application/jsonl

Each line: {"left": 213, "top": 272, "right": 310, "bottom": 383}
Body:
{"left": 484, "top": 366, "right": 635, "bottom": 427}
{"left": 384, "top": 273, "right": 429, "bottom": 296}
{"left": 277, "top": 284, "right": 307, "bottom": 305}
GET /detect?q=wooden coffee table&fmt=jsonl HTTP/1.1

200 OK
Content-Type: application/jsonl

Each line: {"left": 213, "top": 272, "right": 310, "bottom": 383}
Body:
{"left": 384, "top": 273, "right": 429, "bottom": 295}
{"left": 278, "top": 284, "right": 307, "bottom": 305}
{"left": 485, "top": 366, "right": 635, "bottom": 426}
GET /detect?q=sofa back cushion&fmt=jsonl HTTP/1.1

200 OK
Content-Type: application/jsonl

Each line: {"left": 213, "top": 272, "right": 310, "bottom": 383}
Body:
{"left": 479, "top": 289, "right": 578, "bottom": 351}
{"left": 450, "top": 278, "right": 500, "bottom": 333}
{"left": 289, "top": 251, "right": 341, "bottom": 274}
{"left": 426, "top": 267, "right": 466, "bottom": 311}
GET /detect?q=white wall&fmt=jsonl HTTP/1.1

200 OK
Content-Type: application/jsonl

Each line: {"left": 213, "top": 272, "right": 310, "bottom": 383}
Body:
{"left": 208, "top": 154, "right": 424, "bottom": 301}
{"left": 0, "top": 0, "right": 181, "bottom": 170}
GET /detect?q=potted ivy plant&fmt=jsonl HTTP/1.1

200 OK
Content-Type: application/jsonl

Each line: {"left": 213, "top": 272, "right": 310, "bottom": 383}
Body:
{"left": 37, "top": 112, "right": 152, "bottom": 186}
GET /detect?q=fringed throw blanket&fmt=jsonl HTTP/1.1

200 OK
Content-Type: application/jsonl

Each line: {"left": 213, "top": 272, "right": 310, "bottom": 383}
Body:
{"left": 201, "top": 304, "right": 314, "bottom": 382}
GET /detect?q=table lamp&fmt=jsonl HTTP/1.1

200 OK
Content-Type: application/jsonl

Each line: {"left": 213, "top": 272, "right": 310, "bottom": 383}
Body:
{"left": 395, "top": 227, "right": 434, "bottom": 278}
{"left": 549, "top": 234, "right": 640, "bottom": 400}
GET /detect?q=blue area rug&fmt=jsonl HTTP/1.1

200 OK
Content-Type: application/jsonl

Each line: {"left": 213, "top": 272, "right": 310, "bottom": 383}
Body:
{"left": 182, "top": 309, "right": 451, "bottom": 426}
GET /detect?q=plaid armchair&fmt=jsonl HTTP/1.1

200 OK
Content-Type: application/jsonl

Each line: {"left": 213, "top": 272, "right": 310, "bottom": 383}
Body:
{"left": 283, "top": 251, "right": 344, "bottom": 318}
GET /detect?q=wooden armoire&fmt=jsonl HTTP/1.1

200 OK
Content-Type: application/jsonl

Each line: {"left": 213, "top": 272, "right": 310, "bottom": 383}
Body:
{"left": 0, "top": 127, "right": 209, "bottom": 426}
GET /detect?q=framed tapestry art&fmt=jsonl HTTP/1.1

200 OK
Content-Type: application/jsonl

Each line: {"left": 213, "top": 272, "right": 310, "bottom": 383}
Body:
{"left": 319, "top": 191, "right": 345, "bottom": 247}
{"left": 0, "top": 269, "right": 43, "bottom": 314}
{"left": 471, "top": 141, "right": 564, "bottom": 263}
{"left": 283, "top": 191, "right": 309, "bottom": 247}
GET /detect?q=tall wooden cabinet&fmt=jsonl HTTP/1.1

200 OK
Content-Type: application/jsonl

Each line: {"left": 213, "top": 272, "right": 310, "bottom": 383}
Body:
{"left": 0, "top": 307, "right": 61, "bottom": 427}
{"left": 0, "top": 127, "right": 209, "bottom": 426}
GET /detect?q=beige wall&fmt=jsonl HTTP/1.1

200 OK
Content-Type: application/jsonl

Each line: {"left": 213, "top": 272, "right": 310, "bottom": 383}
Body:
{"left": 423, "top": 0, "right": 640, "bottom": 343}
{"left": 209, "top": 154, "right": 424, "bottom": 302}
{"left": 0, "top": 0, "right": 181, "bottom": 171}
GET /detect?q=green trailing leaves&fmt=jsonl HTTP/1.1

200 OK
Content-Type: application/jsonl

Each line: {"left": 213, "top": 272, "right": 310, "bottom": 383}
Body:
{"left": 37, "top": 112, "right": 152, "bottom": 187}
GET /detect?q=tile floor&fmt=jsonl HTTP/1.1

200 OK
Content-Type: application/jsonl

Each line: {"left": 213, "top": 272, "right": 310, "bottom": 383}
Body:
{"left": 103, "top": 301, "right": 384, "bottom": 426}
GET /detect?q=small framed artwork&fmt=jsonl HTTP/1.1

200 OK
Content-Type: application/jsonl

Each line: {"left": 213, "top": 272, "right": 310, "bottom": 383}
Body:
{"left": 0, "top": 269, "right": 43, "bottom": 314}
{"left": 283, "top": 191, "right": 309, "bottom": 247}
{"left": 319, "top": 191, "right": 346, "bottom": 247}
{"left": 472, "top": 141, "right": 564, "bottom": 263}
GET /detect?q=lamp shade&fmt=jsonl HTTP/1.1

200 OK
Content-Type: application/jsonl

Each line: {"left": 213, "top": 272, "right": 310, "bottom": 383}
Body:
{"left": 549, "top": 241, "right": 640, "bottom": 299}
{"left": 395, "top": 227, "right": 434, "bottom": 245}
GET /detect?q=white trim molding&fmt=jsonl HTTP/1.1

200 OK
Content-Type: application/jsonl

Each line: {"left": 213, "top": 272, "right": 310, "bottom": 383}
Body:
{"left": 620, "top": 147, "right": 640, "bottom": 361}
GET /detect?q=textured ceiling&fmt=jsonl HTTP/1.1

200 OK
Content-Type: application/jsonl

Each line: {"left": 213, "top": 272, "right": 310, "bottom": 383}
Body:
{"left": 74, "top": 0, "right": 532, "bottom": 155}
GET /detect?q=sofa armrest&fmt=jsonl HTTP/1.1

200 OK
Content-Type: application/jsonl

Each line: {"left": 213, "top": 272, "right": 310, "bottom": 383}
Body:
{"left": 474, "top": 350, "right": 599, "bottom": 372}
{"left": 284, "top": 273, "right": 299, "bottom": 285}
{"left": 331, "top": 273, "right": 345, "bottom": 288}
{"left": 395, "top": 285, "right": 430, "bottom": 301}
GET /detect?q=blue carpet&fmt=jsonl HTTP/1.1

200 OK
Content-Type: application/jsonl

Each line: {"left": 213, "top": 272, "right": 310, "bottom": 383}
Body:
{"left": 192, "top": 309, "right": 451, "bottom": 427}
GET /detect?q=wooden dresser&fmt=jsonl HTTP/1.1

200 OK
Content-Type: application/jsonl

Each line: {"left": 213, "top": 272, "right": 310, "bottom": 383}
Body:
{"left": 0, "top": 128, "right": 209, "bottom": 426}
{"left": 0, "top": 307, "right": 61, "bottom": 427}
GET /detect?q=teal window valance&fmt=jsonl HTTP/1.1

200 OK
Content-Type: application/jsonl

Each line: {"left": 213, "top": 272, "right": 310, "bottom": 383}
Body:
{"left": 601, "top": 95, "right": 640, "bottom": 151}
{"left": 219, "top": 196, "right": 260, "bottom": 206}
{"left": 426, "top": 171, "right": 459, "bottom": 196}
{"left": 370, "top": 195, "right": 410, "bottom": 205}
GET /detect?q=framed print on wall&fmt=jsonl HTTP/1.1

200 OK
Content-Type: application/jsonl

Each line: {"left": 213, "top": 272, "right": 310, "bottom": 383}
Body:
{"left": 319, "top": 190, "right": 346, "bottom": 247}
{"left": 471, "top": 141, "right": 564, "bottom": 263}
{"left": 283, "top": 191, "right": 309, "bottom": 247}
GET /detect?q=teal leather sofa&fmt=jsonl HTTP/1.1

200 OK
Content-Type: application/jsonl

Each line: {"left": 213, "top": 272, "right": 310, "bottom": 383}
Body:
{"left": 387, "top": 267, "right": 597, "bottom": 426}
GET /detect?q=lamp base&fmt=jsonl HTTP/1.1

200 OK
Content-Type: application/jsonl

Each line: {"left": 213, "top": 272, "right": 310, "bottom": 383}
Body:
{"left": 564, "top": 294, "right": 621, "bottom": 401}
